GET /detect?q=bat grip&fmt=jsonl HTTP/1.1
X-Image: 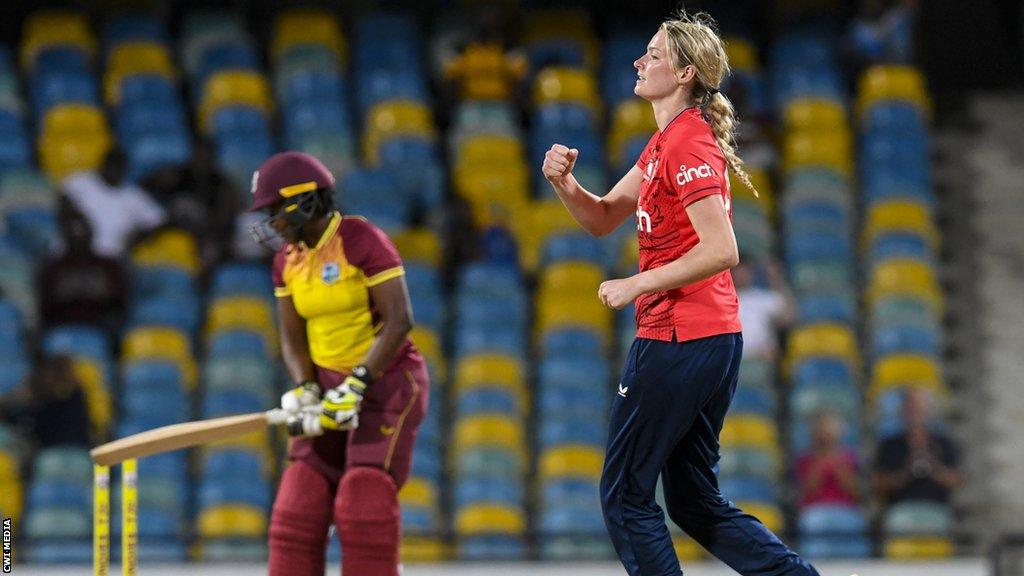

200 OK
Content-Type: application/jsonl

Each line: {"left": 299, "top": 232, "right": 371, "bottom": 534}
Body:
{"left": 265, "top": 409, "right": 291, "bottom": 426}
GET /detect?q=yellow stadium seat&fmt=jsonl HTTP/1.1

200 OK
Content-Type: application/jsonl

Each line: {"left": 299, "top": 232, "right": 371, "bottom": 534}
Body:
{"left": 455, "top": 353, "right": 524, "bottom": 392}
{"left": 41, "top": 104, "right": 107, "bottom": 137}
{"left": 21, "top": 10, "right": 96, "bottom": 69}
{"left": 538, "top": 261, "right": 604, "bottom": 294}
{"left": 867, "top": 259, "right": 942, "bottom": 309}
{"left": 105, "top": 42, "right": 177, "bottom": 104}
{"left": 131, "top": 228, "right": 201, "bottom": 274}
{"left": 392, "top": 228, "right": 442, "bottom": 268}
{"left": 39, "top": 138, "right": 112, "bottom": 182}
{"left": 0, "top": 479, "right": 22, "bottom": 523}
{"left": 272, "top": 8, "right": 347, "bottom": 64}
{"left": 857, "top": 65, "right": 931, "bottom": 120}
{"left": 523, "top": 10, "right": 600, "bottom": 70}
{"left": 730, "top": 168, "right": 773, "bottom": 206}
{"left": 863, "top": 200, "right": 939, "bottom": 249}
{"left": 786, "top": 323, "right": 860, "bottom": 367}
{"left": 870, "top": 354, "right": 946, "bottom": 403}
{"left": 737, "top": 502, "right": 784, "bottom": 534}
{"left": 452, "top": 415, "right": 525, "bottom": 458}
{"left": 535, "top": 296, "right": 612, "bottom": 343}
{"left": 454, "top": 164, "right": 530, "bottom": 228}
{"left": 724, "top": 37, "right": 759, "bottom": 72}
{"left": 609, "top": 100, "right": 657, "bottom": 167}
{"left": 539, "top": 444, "right": 604, "bottom": 481}
{"left": 784, "top": 99, "right": 847, "bottom": 133}
{"left": 363, "top": 100, "right": 437, "bottom": 164}
{"left": 884, "top": 536, "right": 953, "bottom": 559}
{"left": 533, "top": 67, "right": 601, "bottom": 114}
{"left": 198, "top": 71, "right": 273, "bottom": 133}
{"left": 409, "top": 326, "right": 445, "bottom": 379}
{"left": 456, "top": 135, "right": 524, "bottom": 168}
{"left": 399, "top": 477, "right": 438, "bottom": 509}
{"left": 455, "top": 504, "right": 525, "bottom": 536}
{"left": 72, "top": 358, "right": 112, "bottom": 439}
{"left": 197, "top": 504, "right": 267, "bottom": 538}
{"left": 720, "top": 415, "right": 778, "bottom": 452}
{"left": 401, "top": 536, "right": 448, "bottom": 562}
{"left": 205, "top": 296, "right": 277, "bottom": 346}
{"left": 445, "top": 42, "right": 527, "bottom": 101}
{"left": 122, "top": 327, "right": 197, "bottom": 388}
{"left": 0, "top": 453, "right": 17, "bottom": 482}
{"left": 511, "top": 200, "right": 583, "bottom": 272}
{"left": 782, "top": 131, "right": 853, "bottom": 176}
{"left": 673, "top": 534, "right": 704, "bottom": 561}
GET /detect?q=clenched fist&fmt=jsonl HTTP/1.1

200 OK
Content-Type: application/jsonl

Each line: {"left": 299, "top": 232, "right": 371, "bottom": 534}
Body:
{"left": 542, "top": 144, "right": 579, "bottom": 185}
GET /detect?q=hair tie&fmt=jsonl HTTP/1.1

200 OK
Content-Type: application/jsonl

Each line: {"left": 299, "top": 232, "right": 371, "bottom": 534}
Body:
{"left": 707, "top": 87, "right": 719, "bottom": 96}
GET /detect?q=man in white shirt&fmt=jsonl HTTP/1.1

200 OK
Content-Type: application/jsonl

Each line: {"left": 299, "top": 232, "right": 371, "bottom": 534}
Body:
{"left": 61, "top": 149, "right": 167, "bottom": 258}
{"left": 736, "top": 260, "right": 795, "bottom": 360}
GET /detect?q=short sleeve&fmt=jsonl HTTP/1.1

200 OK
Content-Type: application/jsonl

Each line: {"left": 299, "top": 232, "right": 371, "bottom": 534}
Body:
{"left": 272, "top": 250, "right": 290, "bottom": 298}
{"left": 342, "top": 218, "right": 404, "bottom": 287}
{"left": 663, "top": 137, "right": 724, "bottom": 206}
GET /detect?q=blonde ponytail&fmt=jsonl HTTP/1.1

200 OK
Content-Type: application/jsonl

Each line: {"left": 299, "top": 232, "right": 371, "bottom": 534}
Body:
{"left": 704, "top": 91, "right": 758, "bottom": 197}
{"left": 661, "top": 11, "right": 759, "bottom": 197}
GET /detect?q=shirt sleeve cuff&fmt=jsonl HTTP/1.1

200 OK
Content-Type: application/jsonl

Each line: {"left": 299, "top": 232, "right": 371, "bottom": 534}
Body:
{"left": 680, "top": 185, "right": 721, "bottom": 207}
{"left": 274, "top": 286, "right": 292, "bottom": 297}
{"left": 366, "top": 266, "right": 405, "bottom": 287}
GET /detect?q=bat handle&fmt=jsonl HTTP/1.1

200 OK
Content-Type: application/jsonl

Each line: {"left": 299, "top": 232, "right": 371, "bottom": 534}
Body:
{"left": 265, "top": 409, "right": 291, "bottom": 426}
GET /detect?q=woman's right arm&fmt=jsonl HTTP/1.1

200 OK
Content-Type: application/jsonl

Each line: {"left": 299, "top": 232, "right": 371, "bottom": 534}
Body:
{"left": 542, "top": 144, "right": 643, "bottom": 237}
{"left": 276, "top": 296, "right": 315, "bottom": 383}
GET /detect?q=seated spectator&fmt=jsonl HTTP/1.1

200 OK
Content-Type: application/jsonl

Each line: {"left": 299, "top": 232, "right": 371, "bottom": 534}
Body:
{"left": 795, "top": 411, "right": 860, "bottom": 510}
{"left": 61, "top": 147, "right": 167, "bottom": 258}
{"left": 0, "top": 354, "right": 92, "bottom": 450}
{"left": 735, "top": 259, "right": 795, "bottom": 361}
{"left": 874, "top": 388, "right": 961, "bottom": 507}
{"left": 37, "top": 203, "right": 126, "bottom": 335}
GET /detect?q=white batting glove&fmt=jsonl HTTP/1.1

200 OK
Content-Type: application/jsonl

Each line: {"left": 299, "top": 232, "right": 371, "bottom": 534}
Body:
{"left": 281, "top": 380, "right": 322, "bottom": 415}
{"left": 286, "top": 405, "right": 325, "bottom": 437}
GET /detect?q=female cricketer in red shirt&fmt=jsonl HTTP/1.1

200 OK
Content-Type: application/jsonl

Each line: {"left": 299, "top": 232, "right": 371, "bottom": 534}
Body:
{"left": 248, "top": 151, "right": 429, "bottom": 576}
{"left": 543, "top": 13, "right": 819, "bottom": 576}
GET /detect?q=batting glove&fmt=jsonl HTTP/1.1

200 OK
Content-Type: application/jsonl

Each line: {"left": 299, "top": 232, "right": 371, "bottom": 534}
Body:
{"left": 286, "top": 405, "right": 325, "bottom": 437}
{"left": 281, "top": 380, "right": 322, "bottom": 415}
{"left": 319, "top": 366, "right": 373, "bottom": 431}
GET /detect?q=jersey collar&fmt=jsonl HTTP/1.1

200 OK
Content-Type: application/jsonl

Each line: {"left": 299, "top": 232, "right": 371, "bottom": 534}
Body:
{"left": 311, "top": 211, "right": 341, "bottom": 251}
{"left": 659, "top": 106, "right": 699, "bottom": 139}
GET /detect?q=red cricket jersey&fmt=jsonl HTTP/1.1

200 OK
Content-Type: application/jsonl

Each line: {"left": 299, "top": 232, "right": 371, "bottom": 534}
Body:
{"left": 633, "top": 107, "right": 742, "bottom": 342}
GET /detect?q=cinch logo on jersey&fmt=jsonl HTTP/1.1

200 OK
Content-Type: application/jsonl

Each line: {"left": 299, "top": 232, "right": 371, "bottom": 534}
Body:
{"left": 636, "top": 205, "right": 652, "bottom": 233}
{"left": 675, "top": 163, "right": 716, "bottom": 186}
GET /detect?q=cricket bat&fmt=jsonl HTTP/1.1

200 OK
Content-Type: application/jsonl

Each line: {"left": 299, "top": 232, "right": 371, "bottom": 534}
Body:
{"left": 90, "top": 409, "right": 290, "bottom": 466}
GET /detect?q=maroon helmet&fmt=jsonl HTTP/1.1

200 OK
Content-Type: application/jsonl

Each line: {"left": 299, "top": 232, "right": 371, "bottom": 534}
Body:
{"left": 249, "top": 151, "right": 335, "bottom": 212}
{"left": 248, "top": 152, "right": 336, "bottom": 250}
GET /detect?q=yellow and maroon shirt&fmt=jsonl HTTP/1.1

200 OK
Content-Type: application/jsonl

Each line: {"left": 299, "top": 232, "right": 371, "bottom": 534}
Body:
{"left": 272, "top": 211, "right": 413, "bottom": 372}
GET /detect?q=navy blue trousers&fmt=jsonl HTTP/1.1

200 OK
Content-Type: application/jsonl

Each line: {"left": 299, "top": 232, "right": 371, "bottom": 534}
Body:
{"left": 600, "top": 334, "right": 819, "bottom": 576}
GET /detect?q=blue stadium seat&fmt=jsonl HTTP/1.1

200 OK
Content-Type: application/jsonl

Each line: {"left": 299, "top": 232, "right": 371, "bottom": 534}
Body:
{"left": 117, "top": 102, "right": 187, "bottom": 141}
{"left": 541, "top": 232, "right": 608, "bottom": 268}
{"left": 196, "top": 42, "right": 260, "bottom": 85}
{"left": 33, "top": 47, "right": 90, "bottom": 74}
{"left": 541, "top": 478, "right": 601, "bottom": 510}
{"left": 128, "top": 294, "right": 201, "bottom": 332}
{"left": 25, "top": 541, "right": 93, "bottom": 564}
{"left": 127, "top": 132, "right": 192, "bottom": 181}
{"left": 873, "top": 325, "right": 939, "bottom": 359}
{"left": 539, "top": 417, "right": 606, "bottom": 448}
{"left": 403, "top": 505, "right": 438, "bottom": 533}
{"left": 539, "top": 386, "right": 606, "bottom": 422}
{"left": 27, "top": 480, "right": 89, "bottom": 509}
{"left": 211, "top": 262, "right": 273, "bottom": 299}
{"left": 103, "top": 14, "right": 167, "bottom": 46}
{"left": 458, "top": 536, "right": 525, "bottom": 560}
{"left": 870, "top": 232, "right": 933, "bottom": 265}
{"left": 198, "top": 477, "right": 272, "bottom": 509}
{"left": 208, "top": 330, "right": 267, "bottom": 357}
{"left": 797, "top": 293, "right": 856, "bottom": 325}
{"left": 411, "top": 443, "right": 442, "bottom": 481}
{"left": 454, "top": 325, "right": 526, "bottom": 359}
{"left": 793, "top": 358, "right": 853, "bottom": 389}
{"left": 730, "top": 386, "right": 775, "bottom": 416}
{"left": 212, "top": 105, "right": 270, "bottom": 137}
{"left": 454, "top": 478, "right": 523, "bottom": 509}
{"left": 5, "top": 207, "right": 59, "bottom": 257}
{"left": 118, "top": 74, "right": 177, "bottom": 106}
{"left": 281, "top": 70, "right": 346, "bottom": 105}
{"left": 457, "top": 388, "right": 519, "bottom": 418}
{"left": 539, "top": 357, "right": 611, "bottom": 392}
{"left": 719, "top": 477, "right": 777, "bottom": 503}
{"left": 527, "top": 39, "right": 588, "bottom": 70}
{"left": 42, "top": 324, "right": 111, "bottom": 360}
{"left": 865, "top": 102, "right": 926, "bottom": 133}
{"left": 32, "top": 72, "right": 99, "bottom": 114}
{"left": 542, "top": 328, "right": 604, "bottom": 358}
{"left": 202, "top": 389, "right": 265, "bottom": 417}
{"left": 539, "top": 505, "right": 606, "bottom": 536}
{"left": 0, "top": 300, "right": 22, "bottom": 347}
{"left": 456, "top": 296, "right": 527, "bottom": 330}
{"left": 204, "top": 449, "right": 264, "bottom": 479}
{"left": 132, "top": 266, "right": 197, "bottom": 299}
{"left": 536, "top": 102, "right": 596, "bottom": 132}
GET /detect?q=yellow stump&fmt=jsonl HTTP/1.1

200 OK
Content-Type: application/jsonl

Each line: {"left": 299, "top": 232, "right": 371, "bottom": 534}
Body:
{"left": 93, "top": 464, "right": 110, "bottom": 576}
{"left": 122, "top": 459, "right": 137, "bottom": 576}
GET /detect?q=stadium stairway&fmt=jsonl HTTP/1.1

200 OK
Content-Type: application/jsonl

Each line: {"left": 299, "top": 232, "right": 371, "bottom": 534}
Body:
{"left": 951, "top": 94, "right": 1024, "bottom": 548}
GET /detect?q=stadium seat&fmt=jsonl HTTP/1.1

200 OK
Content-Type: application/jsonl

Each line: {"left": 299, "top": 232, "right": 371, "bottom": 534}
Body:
{"left": 786, "top": 323, "right": 859, "bottom": 368}
{"left": 539, "top": 444, "right": 604, "bottom": 481}
{"left": 455, "top": 503, "right": 526, "bottom": 536}
{"left": 867, "top": 259, "right": 942, "bottom": 310}
{"left": 533, "top": 67, "right": 601, "bottom": 114}
{"left": 720, "top": 416, "right": 779, "bottom": 453}
{"left": 883, "top": 536, "right": 953, "bottom": 559}
{"left": 452, "top": 415, "right": 525, "bottom": 458}
{"left": 784, "top": 98, "right": 847, "bottom": 132}
{"left": 198, "top": 71, "right": 272, "bottom": 133}
{"left": 130, "top": 228, "right": 201, "bottom": 274}
{"left": 857, "top": 64, "right": 931, "bottom": 119}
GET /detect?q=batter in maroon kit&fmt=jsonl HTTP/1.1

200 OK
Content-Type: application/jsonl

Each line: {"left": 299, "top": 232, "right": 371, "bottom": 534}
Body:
{"left": 248, "top": 151, "right": 429, "bottom": 576}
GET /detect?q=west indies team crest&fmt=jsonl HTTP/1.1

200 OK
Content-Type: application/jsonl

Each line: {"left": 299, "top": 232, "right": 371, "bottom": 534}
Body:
{"left": 321, "top": 262, "right": 340, "bottom": 285}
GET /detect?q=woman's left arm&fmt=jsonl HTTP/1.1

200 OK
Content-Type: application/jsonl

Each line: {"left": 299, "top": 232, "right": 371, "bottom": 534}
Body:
{"left": 599, "top": 195, "right": 739, "bottom": 309}
{"left": 360, "top": 276, "right": 415, "bottom": 379}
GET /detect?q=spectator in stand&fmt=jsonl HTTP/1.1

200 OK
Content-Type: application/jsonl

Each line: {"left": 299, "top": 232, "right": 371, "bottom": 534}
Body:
{"left": 874, "top": 388, "right": 961, "bottom": 507}
{"left": 734, "top": 259, "right": 795, "bottom": 361}
{"left": 61, "top": 147, "right": 167, "bottom": 258}
{"left": 37, "top": 202, "right": 126, "bottom": 336}
{"left": 0, "top": 354, "right": 92, "bottom": 450}
{"left": 795, "top": 410, "right": 860, "bottom": 510}
{"left": 848, "top": 0, "right": 919, "bottom": 65}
